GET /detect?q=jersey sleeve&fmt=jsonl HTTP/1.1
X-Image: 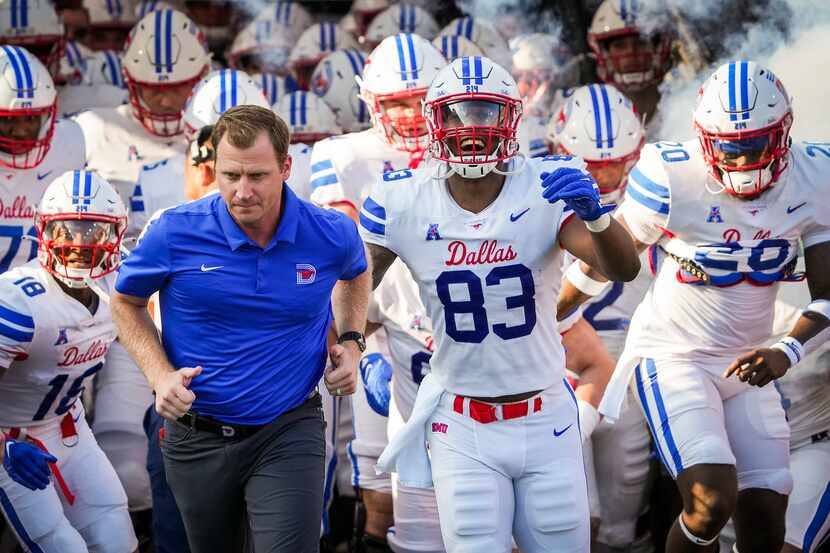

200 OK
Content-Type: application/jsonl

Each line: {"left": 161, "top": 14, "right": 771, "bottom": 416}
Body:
{"left": 357, "top": 174, "right": 391, "bottom": 250}
{"left": 308, "top": 138, "right": 349, "bottom": 208}
{"left": 337, "top": 212, "right": 368, "bottom": 280}
{"left": 800, "top": 147, "right": 830, "bottom": 248}
{"left": 617, "top": 144, "right": 671, "bottom": 245}
{"left": 115, "top": 212, "right": 172, "bottom": 298}
{"left": 0, "top": 282, "right": 34, "bottom": 369}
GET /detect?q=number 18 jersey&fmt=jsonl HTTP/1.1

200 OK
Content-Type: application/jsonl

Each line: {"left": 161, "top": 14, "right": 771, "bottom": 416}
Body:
{"left": 0, "top": 261, "right": 116, "bottom": 427}
{"left": 359, "top": 156, "right": 583, "bottom": 397}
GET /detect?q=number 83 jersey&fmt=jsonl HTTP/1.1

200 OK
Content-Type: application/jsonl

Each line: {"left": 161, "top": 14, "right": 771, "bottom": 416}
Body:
{"left": 360, "top": 156, "right": 583, "bottom": 397}
{"left": 618, "top": 139, "right": 830, "bottom": 360}
{"left": 0, "top": 261, "right": 116, "bottom": 428}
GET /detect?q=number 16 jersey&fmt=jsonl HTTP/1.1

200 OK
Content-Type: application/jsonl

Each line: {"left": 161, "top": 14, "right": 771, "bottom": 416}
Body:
{"left": 359, "top": 156, "right": 583, "bottom": 397}
{"left": 0, "top": 261, "right": 116, "bottom": 427}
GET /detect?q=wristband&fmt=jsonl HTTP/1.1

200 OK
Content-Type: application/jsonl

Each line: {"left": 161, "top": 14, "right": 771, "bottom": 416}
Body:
{"left": 584, "top": 212, "right": 611, "bottom": 233}
{"left": 577, "top": 399, "right": 601, "bottom": 441}
{"left": 565, "top": 261, "right": 611, "bottom": 297}
{"left": 805, "top": 299, "right": 830, "bottom": 321}
{"left": 770, "top": 336, "right": 804, "bottom": 368}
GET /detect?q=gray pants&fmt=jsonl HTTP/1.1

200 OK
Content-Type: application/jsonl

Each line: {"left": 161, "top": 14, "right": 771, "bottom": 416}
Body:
{"left": 161, "top": 394, "right": 325, "bottom": 553}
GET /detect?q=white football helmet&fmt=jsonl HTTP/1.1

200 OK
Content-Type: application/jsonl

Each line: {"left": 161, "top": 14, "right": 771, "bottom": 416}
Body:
{"left": 693, "top": 61, "right": 793, "bottom": 198}
{"left": 438, "top": 17, "right": 512, "bottom": 70}
{"left": 511, "top": 33, "right": 580, "bottom": 117}
{"left": 122, "top": 9, "right": 210, "bottom": 136}
{"left": 432, "top": 34, "right": 482, "bottom": 61}
{"left": 85, "top": 49, "right": 126, "bottom": 88}
{"left": 182, "top": 68, "right": 271, "bottom": 140}
{"left": 36, "top": 170, "right": 127, "bottom": 288}
{"left": 252, "top": 72, "right": 298, "bottom": 107}
{"left": 365, "top": 4, "right": 439, "bottom": 48}
{"left": 288, "top": 22, "right": 358, "bottom": 90}
{"left": 424, "top": 55, "right": 523, "bottom": 179}
{"left": 0, "top": 46, "right": 57, "bottom": 169}
{"left": 276, "top": 91, "right": 342, "bottom": 144}
{"left": 549, "top": 84, "right": 644, "bottom": 204}
{"left": 0, "top": 0, "right": 64, "bottom": 78}
{"left": 134, "top": 0, "right": 177, "bottom": 19}
{"left": 587, "top": 0, "right": 672, "bottom": 93}
{"left": 309, "top": 48, "right": 370, "bottom": 133}
{"left": 59, "top": 40, "right": 92, "bottom": 86}
{"left": 227, "top": 19, "right": 293, "bottom": 77}
{"left": 254, "top": 1, "right": 312, "bottom": 40}
{"left": 82, "top": 0, "right": 138, "bottom": 51}
{"left": 359, "top": 33, "right": 446, "bottom": 154}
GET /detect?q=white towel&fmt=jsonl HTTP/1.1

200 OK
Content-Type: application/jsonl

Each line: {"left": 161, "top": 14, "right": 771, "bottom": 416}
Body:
{"left": 598, "top": 352, "right": 639, "bottom": 422}
{"left": 375, "top": 373, "right": 444, "bottom": 489}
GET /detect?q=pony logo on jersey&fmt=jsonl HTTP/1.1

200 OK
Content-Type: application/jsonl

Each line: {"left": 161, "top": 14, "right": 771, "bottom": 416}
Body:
{"left": 706, "top": 206, "right": 723, "bottom": 223}
{"left": 54, "top": 328, "right": 69, "bottom": 346}
{"left": 410, "top": 314, "right": 425, "bottom": 330}
{"left": 296, "top": 263, "right": 316, "bottom": 284}
{"left": 425, "top": 224, "right": 442, "bottom": 241}
{"left": 382, "top": 160, "right": 396, "bottom": 173}
{"left": 127, "top": 145, "right": 143, "bottom": 161}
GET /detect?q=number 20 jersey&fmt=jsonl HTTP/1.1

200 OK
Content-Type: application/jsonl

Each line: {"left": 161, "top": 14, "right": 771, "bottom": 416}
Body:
{"left": 0, "top": 261, "right": 116, "bottom": 427}
{"left": 617, "top": 139, "right": 830, "bottom": 361}
{"left": 359, "top": 156, "right": 583, "bottom": 397}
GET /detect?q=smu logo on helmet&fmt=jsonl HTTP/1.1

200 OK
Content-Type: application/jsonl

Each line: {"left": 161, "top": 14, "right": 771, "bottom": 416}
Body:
{"left": 296, "top": 263, "right": 316, "bottom": 284}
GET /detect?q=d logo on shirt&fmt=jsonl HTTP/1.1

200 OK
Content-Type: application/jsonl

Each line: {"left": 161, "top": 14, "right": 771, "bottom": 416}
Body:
{"left": 296, "top": 264, "right": 316, "bottom": 285}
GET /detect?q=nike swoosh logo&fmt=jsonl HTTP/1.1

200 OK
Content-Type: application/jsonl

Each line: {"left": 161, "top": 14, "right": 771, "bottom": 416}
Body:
{"left": 510, "top": 208, "right": 530, "bottom": 222}
{"left": 200, "top": 264, "right": 223, "bottom": 272}
{"left": 787, "top": 202, "right": 807, "bottom": 214}
{"left": 553, "top": 423, "right": 573, "bottom": 437}
{"left": 37, "top": 170, "right": 53, "bottom": 181}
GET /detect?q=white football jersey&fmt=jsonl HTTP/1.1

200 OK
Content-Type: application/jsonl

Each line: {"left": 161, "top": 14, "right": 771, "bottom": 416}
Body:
{"left": 772, "top": 274, "right": 830, "bottom": 450}
{"left": 369, "top": 259, "right": 433, "bottom": 421}
{"left": 0, "top": 120, "right": 86, "bottom": 273}
{"left": 360, "top": 155, "right": 584, "bottom": 396}
{"left": 308, "top": 129, "right": 414, "bottom": 209}
{"left": 128, "top": 155, "right": 187, "bottom": 239}
{"left": 287, "top": 142, "right": 312, "bottom": 202}
{"left": 58, "top": 84, "right": 128, "bottom": 118}
{"left": 73, "top": 104, "right": 186, "bottom": 206}
{"left": 617, "top": 140, "right": 830, "bottom": 362}
{"left": 0, "top": 261, "right": 116, "bottom": 427}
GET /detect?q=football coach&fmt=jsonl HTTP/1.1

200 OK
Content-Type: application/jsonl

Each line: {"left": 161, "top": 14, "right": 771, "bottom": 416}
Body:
{"left": 111, "top": 105, "right": 370, "bottom": 553}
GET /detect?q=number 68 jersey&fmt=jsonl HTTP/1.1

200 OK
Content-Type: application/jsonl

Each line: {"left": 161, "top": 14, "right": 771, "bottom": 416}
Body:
{"left": 359, "top": 156, "right": 584, "bottom": 397}
{"left": 617, "top": 139, "right": 830, "bottom": 361}
{"left": 0, "top": 261, "right": 116, "bottom": 428}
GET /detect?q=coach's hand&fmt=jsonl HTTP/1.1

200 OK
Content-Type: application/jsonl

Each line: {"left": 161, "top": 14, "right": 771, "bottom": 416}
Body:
{"left": 326, "top": 343, "right": 359, "bottom": 396}
{"left": 723, "top": 348, "right": 789, "bottom": 387}
{"left": 154, "top": 366, "right": 203, "bottom": 420}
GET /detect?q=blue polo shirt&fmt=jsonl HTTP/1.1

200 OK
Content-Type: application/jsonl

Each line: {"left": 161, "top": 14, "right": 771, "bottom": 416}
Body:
{"left": 115, "top": 185, "right": 367, "bottom": 424}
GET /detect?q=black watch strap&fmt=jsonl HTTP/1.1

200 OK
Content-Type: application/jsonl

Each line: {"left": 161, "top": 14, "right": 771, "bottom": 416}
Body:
{"left": 337, "top": 331, "right": 366, "bottom": 352}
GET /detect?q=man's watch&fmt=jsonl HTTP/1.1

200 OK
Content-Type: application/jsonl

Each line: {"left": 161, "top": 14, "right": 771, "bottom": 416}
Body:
{"left": 337, "top": 331, "right": 366, "bottom": 352}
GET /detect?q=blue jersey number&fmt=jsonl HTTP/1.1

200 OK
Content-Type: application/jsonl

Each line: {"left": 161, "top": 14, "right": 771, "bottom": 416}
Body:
{"left": 436, "top": 263, "right": 536, "bottom": 343}
{"left": 410, "top": 351, "right": 432, "bottom": 385}
{"left": 13, "top": 275, "right": 45, "bottom": 298}
{"left": 693, "top": 239, "right": 791, "bottom": 285}
{"left": 33, "top": 362, "right": 104, "bottom": 421}
{"left": 655, "top": 142, "right": 690, "bottom": 163}
{"left": 0, "top": 226, "right": 38, "bottom": 273}
{"left": 805, "top": 142, "right": 830, "bottom": 158}
{"left": 583, "top": 282, "right": 628, "bottom": 332}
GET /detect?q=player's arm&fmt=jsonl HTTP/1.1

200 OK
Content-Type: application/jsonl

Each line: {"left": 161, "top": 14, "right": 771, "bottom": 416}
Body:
{"left": 725, "top": 240, "right": 830, "bottom": 386}
{"left": 357, "top": 177, "right": 399, "bottom": 290}
{"left": 365, "top": 244, "right": 398, "bottom": 290}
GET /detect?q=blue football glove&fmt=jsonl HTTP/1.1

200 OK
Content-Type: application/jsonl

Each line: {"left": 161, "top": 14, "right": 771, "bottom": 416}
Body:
{"left": 540, "top": 167, "right": 615, "bottom": 222}
{"left": 359, "top": 353, "right": 393, "bottom": 417}
{"left": 3, "top": 439, "right": 56, "bottom": 491}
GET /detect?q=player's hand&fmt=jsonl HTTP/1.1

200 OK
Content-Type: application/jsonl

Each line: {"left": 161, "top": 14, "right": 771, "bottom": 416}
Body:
{"left": 723, "top": 348, "right": 790, "bottom": 387}
{"left": 153, "top": 366, "right": 202, "bottom": 421}
{"left": 2, "top": 439, "right": 56, "bottom": 491}
{"left": 359, "top": 353, "right": 393, "bottom": 416}
{"left": 540, "top": 167, "right": 614, "bottom": 222}
{"left": 326, "top": 343, "right": 359, "bottom": 396}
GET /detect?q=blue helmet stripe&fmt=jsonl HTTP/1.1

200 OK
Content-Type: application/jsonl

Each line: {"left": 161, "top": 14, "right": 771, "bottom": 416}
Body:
{"left": 472, "top": 55, "right": 483, "bottom": 85}
{"left": 461, "top": 56, "right": 470, "bottom": 85}
{"left": 275, "top": 1, "right": 283, "bottom": 21}
{"left": 115, "top": 0, "right": 122, "bottom": 16}
{"left": 329, "top": 23, "right": 336, "bottom": 51}
{"left": 631, "top": 0, "right": 638, "bottom": 15}
{"left": 405, "top": 34, "right": 418, "bottom": 80}
{"left": 394, "top": 34, "right": 407, "bottom": 80}
{"left": 289, "top": 91, "right": 296, "bottom": 126}
{"left": 299, "top": 91, "right": 307, "bottom": 125}
{"left": 83, "top": 171, "right": 92, "bottom": 204}
{"left": 219, "top": 69, "right": 227, "bottom": 112}
{"left": 230, "top": 69, "right": 237, "bottom": 106}
{"left": 65, "top": 41, "right": 76, "bottom": 66}
{"left": 464, "top": 17, "right": 473, "bottom": 39}
{"left": 588, "top": 85, "right": 603, "bottom": 148}
{"left": 318, "top": 23, "right": 326, "bottom": 51}
{"left": 10, "top": 0, "right": 17, "bottom": 28}
{"left": 72, "top": 171, "right": 80, "bottom": 205}
{"left": 105, "top": 51, "right": 119, "bottom": 85}
{"left": 739, "top": 60, "right": 750, "bottom": 120}
{"left": 13, "top": 47, "right": 33, "bottom": 98}
{"left": 154, "top": 10, "right": 162, "bottom": 73}
{"left": 455, "top": 18, "right": 463, "bottom": 35}
{"left": 451, "top": 37, "right": 458, "bottom": 58}
{"left": 21, "top": 0, "right": 27, "bottom": 27}
{"left": 727, "top": 61, "right": 737, "bottom": 121}
{"left": 620, "top": 0, "right": 627, "bottom": 21}
{"left": 2, "top": 47, "right": 24, "bottom": 98}
{"left": 439, "top": 36, "right": 448, "bottom": 58}
{"left": 285, "top": 1, "right": 291, "bottom": 19}
{"left": 398, "top": 4, "right": 405, "bottom": 30}
{"left": 599, "top": 84, "right": 614, "bottom": 148}
{"left": 355, "top": 49, "right": 365, "bottom": 69}
{"left": 165, "top": 9, "right": 173, "bottom": 72}
{"left": 343, "top": 49, "right": 360, "bottom": 76}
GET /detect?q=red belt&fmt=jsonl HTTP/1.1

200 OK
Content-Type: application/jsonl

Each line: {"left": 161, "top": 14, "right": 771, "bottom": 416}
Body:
{"left": 7, "top": 412, "right": 77, "bottom": 505}
{"left": 452, "top": 395, "right": 542, "bottom": 424}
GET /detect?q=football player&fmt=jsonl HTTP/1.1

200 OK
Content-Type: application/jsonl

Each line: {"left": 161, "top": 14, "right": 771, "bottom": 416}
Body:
{"left": 80, "top": 0, "right": 137, "bottom": 51}
{"left": 58, "top": 49, "right": 128, "bottom": 118}
{"left": 288, "top": 22, "right": 359, "bottom": 91}
{"left": 362, "top": 54, "right": 640, "bottom": 553}
{"left": 0, "top": 46, "right": 86, "bottom": 273}
{"left": 552, "top": 84, "right": 656, "bottom": 552}
{"left": 308, "top": 49, "right": 372, "bottom": 133}
{"left": 570, "top": 61, "right": 830, "bottom": 553}
{"left": 0, "top": 170, "right": 137, "bottom": 553}
{"left": 363, "top": 4, "right": 439, "bottom": 49}
{"left": 226, "top": 18, "right": 294, "bottom": 78}
{"left": 0, "top": 0, "right": 65, "bottom": 79}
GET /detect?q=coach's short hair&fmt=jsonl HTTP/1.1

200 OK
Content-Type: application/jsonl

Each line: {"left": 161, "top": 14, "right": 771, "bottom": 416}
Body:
{"left": 211, "top": 105, "right": 290, "bottom": 164}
